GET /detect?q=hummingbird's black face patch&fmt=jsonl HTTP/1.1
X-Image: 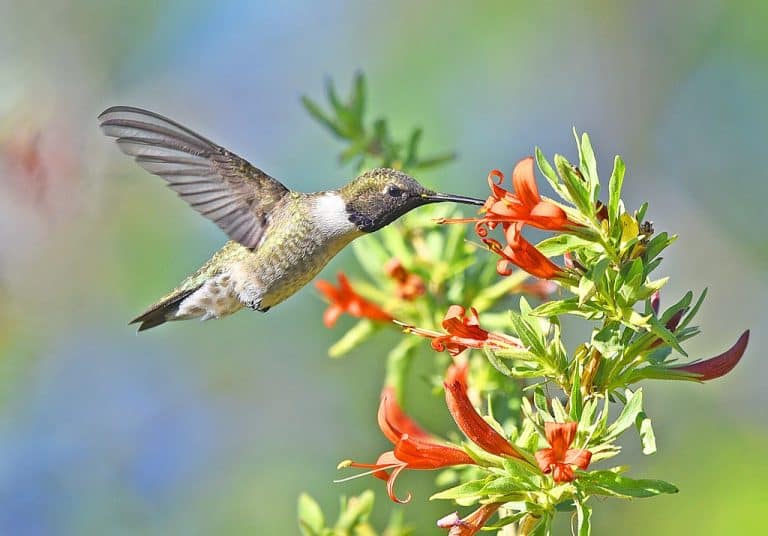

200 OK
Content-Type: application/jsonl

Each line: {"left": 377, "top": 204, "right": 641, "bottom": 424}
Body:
{"left": 343, "top": 169, "right": 433, "bottom": 232}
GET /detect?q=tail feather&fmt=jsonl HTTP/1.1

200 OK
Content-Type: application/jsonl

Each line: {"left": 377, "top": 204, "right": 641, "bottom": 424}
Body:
{"left": 130, "top": 286, "right": 200, "bottom": 332}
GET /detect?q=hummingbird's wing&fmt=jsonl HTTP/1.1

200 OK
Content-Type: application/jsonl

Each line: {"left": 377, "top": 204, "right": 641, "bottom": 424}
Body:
{"left": 98, "top": 106, "right": 290, "bottom": 249}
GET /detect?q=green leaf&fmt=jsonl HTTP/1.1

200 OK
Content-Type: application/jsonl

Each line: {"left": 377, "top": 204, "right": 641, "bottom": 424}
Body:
{"left": 535, "top": 233, "right": 601, "bottom": 257}
{"left": 607, "top": 155, "right": 625, "bottom": 229}
{"left": 509, "top": 309, "right": 547, "bottom": 357}
{"left": 301, "top": 96, "right": 344, "bottom": 138}
{"left": 430, "top": 479, "right": 488, "bottom": 501}
{"left": 577, "top": 276, "right": 597, "bottom": 306}
{"left": 555, "top": 154, "right": 593, "bottom": 217}
{"left": 328, "top": 320, "right": 377, "bottom": 358}
{"left": 644, "top": 232, "right": 676, "bottom": 262}
{"left": 648, "top": 316, "right": 687, "bottom": 356}
{"left": 551, "top": 397, "right": 569, "bottom": 422}
{"left": 535, "top": 146, "right": 568, "bottom": 200}
{"left": 482, "top": 476, "right": 532, "bottom": 497}
{"left": 579, "top": 471, "right": 678, "bottom": 498}
{"left": 569, "top": 367, "right": 583, "bottom": 421}
{"left": 298, "top": 493, "right": 325, "bottom": 536}
{"left": 636, "top": 411, "right": 657, "bottom": 455}
{"left": 605, "top": 388, "right": 643, "bottom": 439}
{"left": 576, "top": 499, "right": 592, "bottom": 536}
{"left": 678, "top": 288, "right": 707, "bottom": 331}
{"left": 576, "top": 130, "right": 599, "bottom": 203}
{"left": 533, "top": 385, "right": 553, "bottom": 421}
{"left": 484, "top": 347, "right": 515, "bottom": 377}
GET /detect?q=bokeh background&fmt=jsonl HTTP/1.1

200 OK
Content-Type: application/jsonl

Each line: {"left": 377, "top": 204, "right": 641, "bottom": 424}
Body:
{"left": 0, "top": 1, "right": 766, "bottom": 534}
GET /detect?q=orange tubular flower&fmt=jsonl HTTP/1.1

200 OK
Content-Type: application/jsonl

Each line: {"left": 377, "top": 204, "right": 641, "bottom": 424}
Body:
{"left": 384, "top": 258, "right": 425, "bottom": 300}
{"left": 315, "top": 272, "right": 393, "bottom": 327}
{"left": 439, "top": 157, "right": 576, "bottom": 280}
{"left": 484, "top": 223, "right": 564, "bottom": 279}
{"left": 444, "top": 363, "right": 528, "bottom": 460}
{"left": 344, "top": 387, "right": 475, "bottom": 503}
{"left": 670, "top": 330, "right": 749, "bottom": 381}
{"left": 438, "top": 503, "right": 503, "bottom": 535}
{"left": 535, "top": 422, "right": 592, "bottom": 483}
{"left": 401, "top": 305, "right": 521, "bottom": 357}
{"left": 481, "top": 158, "right": 572, "bottom": 231}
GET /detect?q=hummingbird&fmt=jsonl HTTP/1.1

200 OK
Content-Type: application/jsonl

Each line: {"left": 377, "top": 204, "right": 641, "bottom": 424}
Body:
{"left": 98, "top": 106, "right": 484, "bottom": 331}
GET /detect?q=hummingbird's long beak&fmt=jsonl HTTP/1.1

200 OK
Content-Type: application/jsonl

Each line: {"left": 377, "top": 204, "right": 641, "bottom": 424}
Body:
{"left": 421, "top": 192, "right": 486, "bottom": 206}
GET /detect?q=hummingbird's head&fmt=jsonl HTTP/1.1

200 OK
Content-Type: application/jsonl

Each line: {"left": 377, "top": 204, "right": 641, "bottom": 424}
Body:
{"left": 340, "top": 168, "right": 485, "bottom": 232}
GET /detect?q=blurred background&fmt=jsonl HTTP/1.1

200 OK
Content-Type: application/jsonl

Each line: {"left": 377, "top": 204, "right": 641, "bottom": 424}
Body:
{"left": 0, "top": 1, "right": 766, "bottom": 534}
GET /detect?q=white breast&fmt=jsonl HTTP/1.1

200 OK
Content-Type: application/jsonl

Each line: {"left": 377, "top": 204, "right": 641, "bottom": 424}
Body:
{"left": 311, "top": 193, "right": 359, "bottom": 238}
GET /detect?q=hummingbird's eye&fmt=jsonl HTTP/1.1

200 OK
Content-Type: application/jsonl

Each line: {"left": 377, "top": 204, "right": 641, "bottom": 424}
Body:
{"left": 387, "top": 185, "right": 403, "bottom": 197}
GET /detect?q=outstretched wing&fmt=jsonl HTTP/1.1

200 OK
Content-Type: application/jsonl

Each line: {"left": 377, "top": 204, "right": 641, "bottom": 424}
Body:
{"left": 98, "top": 106, "right": 290, "bottom": 249}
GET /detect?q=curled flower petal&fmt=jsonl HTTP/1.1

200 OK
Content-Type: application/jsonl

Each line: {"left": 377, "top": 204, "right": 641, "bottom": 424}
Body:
{"left": 378, "top": 387, "right": 431, "bottom": 444}
{"left": 670, "top": 330, "right": 749, "bottom": 380}
{"left": 341, "top": 384, "right": 476, "bottom": 503}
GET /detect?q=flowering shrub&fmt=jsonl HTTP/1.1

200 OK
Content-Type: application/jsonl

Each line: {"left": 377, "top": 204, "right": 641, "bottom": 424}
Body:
{"left": 298, "top": 75, "right": 749, "bottom": 535}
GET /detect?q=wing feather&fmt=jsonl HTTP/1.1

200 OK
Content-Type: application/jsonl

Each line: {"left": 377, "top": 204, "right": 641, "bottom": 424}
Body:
{"left": 99, "top": 106, "right": 290, "bottom": 249}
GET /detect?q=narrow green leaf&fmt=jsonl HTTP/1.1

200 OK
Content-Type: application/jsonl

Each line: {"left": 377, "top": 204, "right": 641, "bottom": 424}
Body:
{"left": 555, "top": 154, "right": 593, "bottom": 217}
{"left": 578, "top": 131, "right": 599, "bottom": 204}
{"left": 536, "top": 146, "right": 569, "bottom": 200}
{"left": 533, "top": 385, "right": 553, "bottom": 421}
{"left": 636, "top": 411, "right": 657, "bottom": 455}
{"left": 606, "top": 388, "right": 643, "bottom": 439}
{"left": 608, "top": 155, "right": 625, "bottom": 228}
{"left": 301, "top": 96, "right": 344, "bottom": 138}
{"left": 648, "top": 316, "right": 687, "bottom": 356}
{"left": 576, "top": 499, "right": 592, "bottom": 536}
{"left": 570, "top": 366, "right": 583, "bottom": 421}
{"left": 678, "top": 288, "right": 707, "bottom": 331}
{"left": 430, "top": 479, "right": 488, "bottom": 500}
{"left": 579, "top": 471, "right": 678, "bottom": 498}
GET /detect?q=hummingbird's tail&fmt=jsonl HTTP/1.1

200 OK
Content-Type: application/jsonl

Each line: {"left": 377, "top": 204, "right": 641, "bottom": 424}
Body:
{"left": 130, "top": 286, "right": 201, "bottom": 332}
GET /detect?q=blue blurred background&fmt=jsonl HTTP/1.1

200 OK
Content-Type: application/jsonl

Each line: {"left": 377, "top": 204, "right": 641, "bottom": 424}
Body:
{"left": 0, "top": 1, "right": 765, "bottom": 534}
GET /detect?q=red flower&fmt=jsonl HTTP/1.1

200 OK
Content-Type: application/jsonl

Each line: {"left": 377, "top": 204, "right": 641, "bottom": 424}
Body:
{"left": 480, "top": 158, "right": 572, "bottom": 231}
{"left": 483, "top": 223, "right": 564, "bottom": 279}
{"left": 315, "top": 273, "right": 393, "bottom": 327}
{"left": 399, "top": 305, "right": 521, "bottom": 357}
{"left": 439, "top": 158, "right": 573, "bottom": 279}
{"left": 342, "top": 387, "right": 475, "bottom": 503}
{"left": 384, "top": 258, "right": 425, "bottom": 300}
{"left": 441, "top": 159, "right": 573, "bottom": 232}
{"left": 534, "top": 422, "right": 592, "bottom": 483}
{"left": 444, "top": 363, "right": 528, "bottom": 460}
{"left": 670, "top": 330, "right": 749, "bottom": 381}
{"left": 438, "top": 503, "right": 502, "bottom": 535}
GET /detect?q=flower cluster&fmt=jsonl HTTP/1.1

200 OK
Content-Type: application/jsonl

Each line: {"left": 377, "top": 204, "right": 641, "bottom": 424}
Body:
{"left": 303, "top": 92, "right": 751, "bottom": 535}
